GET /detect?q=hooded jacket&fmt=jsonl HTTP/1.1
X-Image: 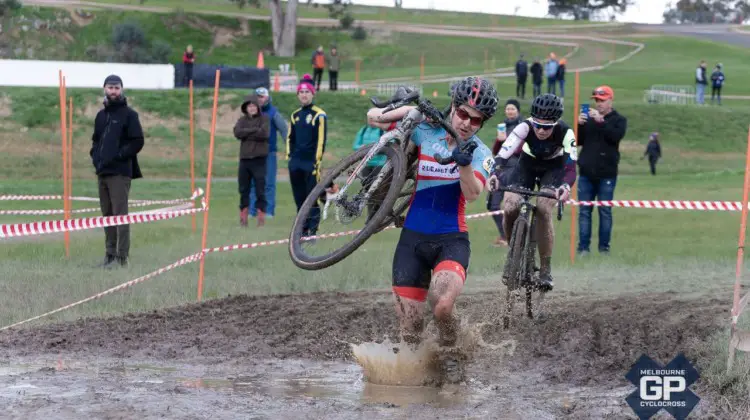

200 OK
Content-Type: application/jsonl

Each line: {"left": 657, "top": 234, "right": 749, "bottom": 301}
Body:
{"left": 234, "top": 94, "right": 270, "bottom": 159}
{"left": 90, "top": 95, "right": 144, "bottom": 179}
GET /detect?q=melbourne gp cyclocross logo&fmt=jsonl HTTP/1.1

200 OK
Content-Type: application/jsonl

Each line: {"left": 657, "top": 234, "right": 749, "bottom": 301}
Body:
{"left": 625, "top": 353, "right": 700, "bottom": 420}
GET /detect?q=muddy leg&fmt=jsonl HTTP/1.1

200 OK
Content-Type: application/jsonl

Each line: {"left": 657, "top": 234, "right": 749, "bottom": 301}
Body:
{"left": 427, "top": 270, "right": 464, "bottom": 346}
{"left": 392, "top": 292, "right": 426, "bottom": 347}
{"left": 428, "top": 265, "right": 466, "bottom": 384}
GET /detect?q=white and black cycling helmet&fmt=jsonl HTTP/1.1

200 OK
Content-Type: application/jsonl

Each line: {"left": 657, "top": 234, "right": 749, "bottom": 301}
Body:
{"left": 530, "top": 93, "right": 564, "bottom": 121}
{"left": 451, "top": 76, "right": 498, "bottom": 120}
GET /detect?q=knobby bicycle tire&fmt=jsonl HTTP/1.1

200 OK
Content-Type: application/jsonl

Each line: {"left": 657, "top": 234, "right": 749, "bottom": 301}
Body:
{"left": 506, "top": 215, "right": 528, "bottom": 291}
{"left": 288, "top": 142, "right": 407, "bottom": 270}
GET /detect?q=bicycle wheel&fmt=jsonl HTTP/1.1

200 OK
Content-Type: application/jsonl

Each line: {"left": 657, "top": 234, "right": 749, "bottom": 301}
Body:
{"left": 288, "top": 142, "right": 407, "bottom": 270}
{"left": 503, "top": 215, "right": 528, "bottom": 329}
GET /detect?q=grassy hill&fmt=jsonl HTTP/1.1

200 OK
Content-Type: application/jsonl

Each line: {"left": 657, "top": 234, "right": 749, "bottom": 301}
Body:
{"left": 2, "top": 6, "right": 581, "bottom": 82}
{"left": 83, "top": 0, "right": 603, "bottom": 28}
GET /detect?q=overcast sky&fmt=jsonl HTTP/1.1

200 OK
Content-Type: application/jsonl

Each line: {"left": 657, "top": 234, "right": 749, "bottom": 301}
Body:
{"left": 351, "top": 0, "right": 671, "bottom": 24}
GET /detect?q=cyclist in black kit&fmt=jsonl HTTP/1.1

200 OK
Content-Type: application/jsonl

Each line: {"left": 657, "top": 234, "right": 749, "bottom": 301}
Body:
{"left": 487, "top": 94, "right": 577, "bottom": 291}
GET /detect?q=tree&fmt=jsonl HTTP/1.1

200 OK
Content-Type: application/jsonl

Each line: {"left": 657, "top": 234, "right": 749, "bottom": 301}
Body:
{"left": 269, "top": 0, "right": 298, "bottom": 57}
{"left": 547, "top": 0, "right": 634, "bottom": 21}
{"left": 327, "top": 0, "right": 354, "bottom": 29}
{"left": 663, "top": 0, "right": 749, "bottom": 24}
{"left": 394, "top": 0, "right": 403, "bottom": 7}
{"left": 229, "top": 0, "right": 298, "bottom": 57}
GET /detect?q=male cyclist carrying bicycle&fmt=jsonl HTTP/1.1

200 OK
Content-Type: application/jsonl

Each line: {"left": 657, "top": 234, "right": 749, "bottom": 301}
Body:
{"left": 488, "top": 93, "right": 577, "bottom": 291}
{"left": 367, "top": 77, "right": 498, "bottom": 383}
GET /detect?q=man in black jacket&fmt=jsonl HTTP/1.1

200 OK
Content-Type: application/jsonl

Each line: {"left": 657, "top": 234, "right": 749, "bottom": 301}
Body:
{"left": 90, "top": 75, "right": 144, "bottom": 268}
{"left": 576, "top": 85, "right": 627, "bottom": 256}
{"left": 515, "top": 54, "right": 528, "bottom": 99}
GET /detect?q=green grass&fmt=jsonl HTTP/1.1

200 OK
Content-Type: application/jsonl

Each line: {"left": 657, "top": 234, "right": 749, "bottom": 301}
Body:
{"left": 2, "top": 6, "right": 578, "bottom": 82}
{"left": 83, "top": 0, "right": 603, "bottom": 28}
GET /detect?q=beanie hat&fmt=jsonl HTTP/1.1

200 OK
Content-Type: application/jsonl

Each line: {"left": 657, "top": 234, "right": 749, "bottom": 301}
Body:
{"left": 297, "top": 73, "right": 315, "bottom": 95}
{"left": 505, "top": 98, "right": 521, "bottom": 113}
{"left": 103, "top": 74, "right": 123, "bottom": 87}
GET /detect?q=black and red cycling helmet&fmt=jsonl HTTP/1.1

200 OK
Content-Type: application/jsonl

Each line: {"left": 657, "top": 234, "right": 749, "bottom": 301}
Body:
{"left": 451, "top": 76, "right": 498, "bottom": 120}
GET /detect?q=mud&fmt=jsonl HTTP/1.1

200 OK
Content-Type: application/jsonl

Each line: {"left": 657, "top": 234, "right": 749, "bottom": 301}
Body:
{"left": 0, "top": 289, "right": 737, "bottom": 418}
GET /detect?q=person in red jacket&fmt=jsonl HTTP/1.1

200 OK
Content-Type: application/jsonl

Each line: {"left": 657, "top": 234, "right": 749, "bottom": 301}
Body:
{"left": 182, "top": 45, "right": 196, "bottom": 87}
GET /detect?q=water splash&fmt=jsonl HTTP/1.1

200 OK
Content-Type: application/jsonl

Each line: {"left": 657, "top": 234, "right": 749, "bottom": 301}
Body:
{"left": 350, "top": 338, "right": 441, "bottom": 386}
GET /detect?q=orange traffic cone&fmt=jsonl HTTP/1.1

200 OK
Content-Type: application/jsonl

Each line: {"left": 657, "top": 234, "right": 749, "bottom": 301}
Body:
{"left": 257, "top": 51, "right": 265, "bottom": 69}
{"left": 273, "top": 73, "right": 280, "bottom": 92}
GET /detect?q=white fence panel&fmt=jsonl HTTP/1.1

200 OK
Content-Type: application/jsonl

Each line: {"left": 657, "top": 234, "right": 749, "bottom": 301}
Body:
{"left": 0, "top": 59, "right": 175, "bottom": 89}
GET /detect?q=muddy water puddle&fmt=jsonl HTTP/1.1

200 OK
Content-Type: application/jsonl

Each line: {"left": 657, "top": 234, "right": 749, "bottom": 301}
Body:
{"left": 0, "top": 353, "right": 634, "bottom": 419}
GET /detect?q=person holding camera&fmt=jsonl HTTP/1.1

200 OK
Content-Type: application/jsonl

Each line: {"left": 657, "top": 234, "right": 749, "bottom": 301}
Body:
{"left": 576, "top": 86, "right": 627, "bottom": 256}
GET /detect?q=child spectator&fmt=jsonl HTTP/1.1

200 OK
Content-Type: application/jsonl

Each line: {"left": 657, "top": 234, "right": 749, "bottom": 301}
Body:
{"left": 711, "top": 63, "right": 725, "bottom": 105}
{"left": 234, "top": 94, "right": 270, "bottom": 227}
{"left": 642, "top": 132, "right": 661, "bottom": 176}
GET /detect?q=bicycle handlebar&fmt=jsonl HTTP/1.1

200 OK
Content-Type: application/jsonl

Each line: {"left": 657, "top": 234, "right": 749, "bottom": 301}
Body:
{"left": 495, "top": 185, "right": 565, "bottom": 221}
{"left": 370, "top": 87, "right": 463, "bottom": 165}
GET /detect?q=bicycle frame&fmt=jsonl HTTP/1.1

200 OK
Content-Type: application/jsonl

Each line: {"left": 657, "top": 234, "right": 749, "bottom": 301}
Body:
{"left": 332, "top": 107, "right": 423, "bottom": 211}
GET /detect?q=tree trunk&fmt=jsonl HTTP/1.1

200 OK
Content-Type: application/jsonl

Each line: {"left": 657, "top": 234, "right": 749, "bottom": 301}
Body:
{"left": 269, "top": 0, "right": 297, "bottom": 57}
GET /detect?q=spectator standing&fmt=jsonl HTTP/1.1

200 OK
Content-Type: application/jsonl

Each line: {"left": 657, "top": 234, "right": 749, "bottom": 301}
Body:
{"left": 695, "top": 60, "right": 707, "bottom": 105}
{"left": 90, "top": 75, "right": 144, "bottom": 269}
{"left": 642, "top": 132, "right": 661, "bottom": 176}
{"left": 311, "top": 46, "right": 326, "bottom": 92}
{"left": 287, "top": 74, "right": 328, "bottom": 237}
{"left": 328, "top": 46, "right": 340, "bottom": 91}
{"left": 576, "top": 85, "right": 627, "bottom": 256}
{"left": 515, "top": 54, "right": 528, "bottom": 99}
{"left": 488, "top": 98, "right": 523, "bottom": 247}
{"left": 545, "top": 53, "right": 559, "bottom": 95}
{"left": 530, "top": 58, "right": 543, "bottom": 98}
{"left": 234, "top": 94, "right": 270, "bottom": 227}
{"left": 711, "top": 63, "right": 725, "bottom": 105}
{"left": 249, "top": 87, "right": 288, "bottom": 220}
{"left": 182, "top": 45, "right": 195, "bottom": 87}
{"left": 556, "top": 58, "right": 567, "bottom": 97}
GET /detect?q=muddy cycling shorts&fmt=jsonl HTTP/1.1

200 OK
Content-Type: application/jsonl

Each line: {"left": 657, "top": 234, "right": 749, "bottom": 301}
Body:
{"left": 391, "top": 228, "right": 470, "bottom": 302}
{"left": 504, "top": 152, "right": 566, "bottom": 191}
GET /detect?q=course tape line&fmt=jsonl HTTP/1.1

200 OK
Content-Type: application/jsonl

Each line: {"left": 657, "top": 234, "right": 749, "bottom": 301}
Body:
{"left": 569, "top": 199, "right": 750, "bottom": 211}
{"left": 0, "top": 195, "right": 202, "bottom": 216}
{"left": 3, "top": 198, "right": 749, "bottom": 330}
{"left": 0, "top": 190, "right": 206, "bottom": 239}
{"left": 0, "top": 252, "right": 204, "bottom": 332}
{"left": 0, "top": 188, "right": 204, "bottom": 205}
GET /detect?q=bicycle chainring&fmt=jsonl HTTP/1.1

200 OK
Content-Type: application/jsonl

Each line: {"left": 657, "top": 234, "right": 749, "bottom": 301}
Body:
{"left": 334, "top": 193, "right": 365, "bottom": 225}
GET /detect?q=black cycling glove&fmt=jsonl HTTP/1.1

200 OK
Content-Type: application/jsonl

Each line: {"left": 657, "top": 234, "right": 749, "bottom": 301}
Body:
{"left": 451, "top": 141, "right": 478, "bottom": 167}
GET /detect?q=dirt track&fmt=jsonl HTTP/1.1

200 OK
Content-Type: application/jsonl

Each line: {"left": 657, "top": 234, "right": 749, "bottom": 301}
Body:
{"left": 0, "top": 288, "right": 738, "bottom": 418}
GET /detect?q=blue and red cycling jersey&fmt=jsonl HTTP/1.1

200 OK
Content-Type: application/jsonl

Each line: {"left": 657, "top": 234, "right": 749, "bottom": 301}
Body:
{"left": 403, "top": 122, "right": 493, "bottom": 235}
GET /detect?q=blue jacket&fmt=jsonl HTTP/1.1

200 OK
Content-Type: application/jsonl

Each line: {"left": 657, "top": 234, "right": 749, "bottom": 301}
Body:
{"left": 286, "top": 103, "right": 327, "bottom": 174}
{"left": 260, "top": 95, "right": 288, "bottom": 153}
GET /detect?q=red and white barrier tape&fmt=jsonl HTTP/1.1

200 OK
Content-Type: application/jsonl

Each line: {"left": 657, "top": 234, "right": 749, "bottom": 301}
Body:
{"left": 0, "top": 188, "right": 204, "bottom": 206}
{"left": 0, "top": 195, "right": 203, "bottom": 216}
{"left": 0, "top": 190, "right": 206, "bottom": 239}
{"left": 567, "top": 199, "right": 749, "bottom": 211}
